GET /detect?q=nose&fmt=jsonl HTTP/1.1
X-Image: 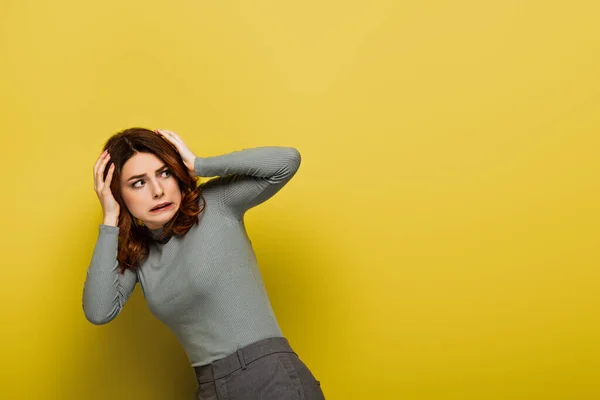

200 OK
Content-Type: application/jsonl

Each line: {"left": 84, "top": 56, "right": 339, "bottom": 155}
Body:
{"left": 152, "top": 184, "right": 165, "bottom": 199}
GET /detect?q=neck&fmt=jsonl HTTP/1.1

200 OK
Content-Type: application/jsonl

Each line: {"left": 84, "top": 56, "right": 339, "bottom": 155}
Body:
{"left": 147, "top": 225, "right": 171, "bottom": 244}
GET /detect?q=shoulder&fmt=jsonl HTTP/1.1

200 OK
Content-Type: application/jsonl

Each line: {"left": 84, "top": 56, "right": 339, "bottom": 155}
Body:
{"left": 197, "top": 177, "right": 243, "bottom": 223}
{"left": 198, "top": 175, "right": 237, "bottom": 192}
{"left": 197, "top": 176, "right": 224, "bottom": 204}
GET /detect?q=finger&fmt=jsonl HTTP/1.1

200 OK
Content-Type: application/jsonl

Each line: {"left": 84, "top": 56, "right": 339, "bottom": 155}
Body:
{"left": 97, "top": 153, "right": 111, "bottom": 187}
{"left": 94, "top": 153, "right": 108, "bottom": 190}
{"left": 104, "top": 163, "right": 115, "bottom": 188}
{"left": 157, "top": 130, "right": 180, "bottom": 150}
{"left": 93, "top": 151, "right": 108, "bottom": 176}
{"left": 101, "top": 153, "right": 111, "bottom": 180}
{"left": 157, "top": 129, "right": 172, "bottom": 138}
{"left": 158, "top": 129, "right": 182, "bottom": 143}
{"left": 164, "top": 130, "right": 183, "bottom": 143}
{"left": 155, "top": 129, "right": 172, "bottom": 142}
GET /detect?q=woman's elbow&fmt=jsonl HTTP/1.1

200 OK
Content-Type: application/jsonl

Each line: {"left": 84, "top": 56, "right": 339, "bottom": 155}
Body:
{"left": 284, "top": 147, "right": 301, "bottom": 172}
{"left": 83, "top": 306, "right": 116, "bottom": 325}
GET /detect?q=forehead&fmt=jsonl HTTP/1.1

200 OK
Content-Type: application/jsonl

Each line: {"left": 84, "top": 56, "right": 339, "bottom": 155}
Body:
{"left": 121, "top": 152, "right": 164, "bottom": 175}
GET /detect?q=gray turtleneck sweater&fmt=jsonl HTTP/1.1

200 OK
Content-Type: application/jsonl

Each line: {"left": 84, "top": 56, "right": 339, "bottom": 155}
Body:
{"left": 82, "top": 146, "right": 301, "bottom": 367}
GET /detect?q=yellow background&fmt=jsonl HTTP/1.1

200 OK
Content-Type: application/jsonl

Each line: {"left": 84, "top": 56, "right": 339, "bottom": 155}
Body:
{"left": 1, "top": 0, "right": 599, "bottom": 399}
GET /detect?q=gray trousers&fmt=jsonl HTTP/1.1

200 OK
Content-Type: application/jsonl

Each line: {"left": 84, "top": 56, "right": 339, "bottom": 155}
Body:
{"left": 194, "top": 337, "right": 325, "bottom": 400}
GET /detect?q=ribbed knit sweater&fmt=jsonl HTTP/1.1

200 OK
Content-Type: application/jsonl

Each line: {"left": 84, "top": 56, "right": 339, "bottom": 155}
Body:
{"left": 82, "top": 146, "right": 301, "bottom": 367}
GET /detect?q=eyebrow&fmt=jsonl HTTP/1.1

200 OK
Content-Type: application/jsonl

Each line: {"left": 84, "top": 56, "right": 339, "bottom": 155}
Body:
{"left": 126, "top": 165, "right": 168, "bottom": 182}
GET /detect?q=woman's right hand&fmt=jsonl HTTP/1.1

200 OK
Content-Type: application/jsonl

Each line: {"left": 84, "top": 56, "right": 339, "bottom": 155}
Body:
{"left": 94, "top": 150, "right": 120, "bottom": 219}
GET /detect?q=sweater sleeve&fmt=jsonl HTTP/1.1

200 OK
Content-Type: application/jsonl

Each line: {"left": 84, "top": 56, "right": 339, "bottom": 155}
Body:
{"left": 195, "top": 146, "right": 301, "bottom": 220}
{"left": 82, "top": 224, "right": 138, "bottom": 325}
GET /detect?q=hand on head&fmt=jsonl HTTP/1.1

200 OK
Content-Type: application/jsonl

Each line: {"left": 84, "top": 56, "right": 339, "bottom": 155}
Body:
{"left": 93, "top": 149, "right": 120, "bottom": 221}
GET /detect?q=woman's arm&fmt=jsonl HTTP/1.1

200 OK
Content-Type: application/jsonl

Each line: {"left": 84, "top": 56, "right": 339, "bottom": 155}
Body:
{"left": 196, "top": 146, "right": 301, "bottom": 220}
{"left": 82, "top": 224, "right": 138, "bottom": 325}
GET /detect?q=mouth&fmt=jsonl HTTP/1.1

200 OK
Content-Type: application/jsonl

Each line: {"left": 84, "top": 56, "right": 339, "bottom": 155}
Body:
{"left": 150, "top": 202, "right": 173, "bottom": 213}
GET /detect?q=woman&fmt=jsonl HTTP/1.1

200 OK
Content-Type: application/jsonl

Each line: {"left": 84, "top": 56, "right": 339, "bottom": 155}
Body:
{"left": 83, "top": 127, "right": 325, "bottom": 400}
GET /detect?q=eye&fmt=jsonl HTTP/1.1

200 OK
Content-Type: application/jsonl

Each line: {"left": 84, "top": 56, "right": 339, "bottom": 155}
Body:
{"left": 131, "top": 170, "right": 171, "bottom": 189}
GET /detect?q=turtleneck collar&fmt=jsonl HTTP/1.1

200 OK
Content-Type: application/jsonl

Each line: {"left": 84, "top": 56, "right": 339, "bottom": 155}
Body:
{"left": 148, "top": 226, "right": 172, "bottom": 244}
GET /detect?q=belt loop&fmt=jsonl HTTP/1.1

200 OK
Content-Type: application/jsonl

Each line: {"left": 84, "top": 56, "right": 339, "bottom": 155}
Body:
{"left": 236, "top": 349, "right": 247, "bottom": 370}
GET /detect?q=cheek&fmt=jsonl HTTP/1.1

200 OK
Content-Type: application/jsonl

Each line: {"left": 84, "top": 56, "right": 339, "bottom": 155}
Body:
{"left": 171, "top": 192, "right": 183, "bottom": 205}
{"left": 121, "top": 190, "right": 144, "bottom": 212}
{"left": 167, "top": 180, "right": 182, "bottom": 196}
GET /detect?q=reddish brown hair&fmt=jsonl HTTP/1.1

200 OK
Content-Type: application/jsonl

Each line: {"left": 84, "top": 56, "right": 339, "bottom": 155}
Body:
{"left": 101, "top": 127, "right": 206, "bottom": 274}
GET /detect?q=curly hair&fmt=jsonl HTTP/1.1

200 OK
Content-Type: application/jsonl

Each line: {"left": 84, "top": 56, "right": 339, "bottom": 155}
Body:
{"left": 101, "top": 127, "right": 205, "bottom": 274}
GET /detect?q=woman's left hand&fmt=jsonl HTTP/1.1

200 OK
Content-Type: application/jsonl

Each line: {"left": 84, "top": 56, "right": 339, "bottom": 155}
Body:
{"left": 155, "top": 129, "right": 197, "bottom": 178}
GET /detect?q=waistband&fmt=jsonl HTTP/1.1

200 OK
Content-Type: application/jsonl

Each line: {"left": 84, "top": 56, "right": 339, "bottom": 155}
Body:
{"left": 194, "top": 337, "right": 296, "bottom": 383}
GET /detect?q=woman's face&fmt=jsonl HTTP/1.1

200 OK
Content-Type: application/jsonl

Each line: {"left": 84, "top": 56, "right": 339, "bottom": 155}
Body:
{"left": 120, "top": 152, "right": 182, "bottom": 230}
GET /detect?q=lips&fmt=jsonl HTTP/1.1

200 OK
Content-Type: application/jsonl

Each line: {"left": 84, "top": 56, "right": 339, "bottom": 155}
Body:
{"left": 150, "top": 202, "right": 172, "bottom": 211}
